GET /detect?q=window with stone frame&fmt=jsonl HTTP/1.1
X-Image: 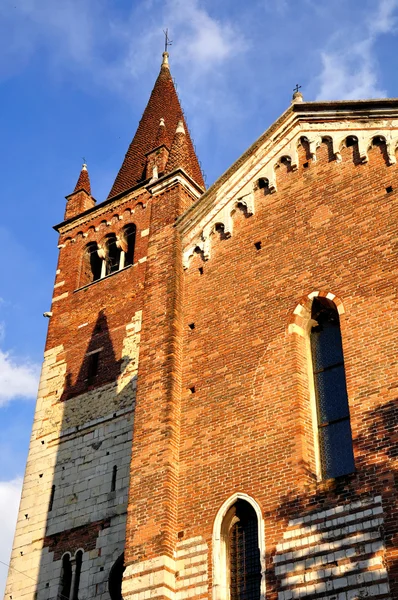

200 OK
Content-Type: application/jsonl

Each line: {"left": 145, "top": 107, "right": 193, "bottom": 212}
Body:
{"left": 224, "top": 500, "right": 261, "bottom": 600}
{"left": 59, "top": 554, "right": 72, "bottom": 600}
{"left": 310, "top": 297, "right": 355, "bottom": 479}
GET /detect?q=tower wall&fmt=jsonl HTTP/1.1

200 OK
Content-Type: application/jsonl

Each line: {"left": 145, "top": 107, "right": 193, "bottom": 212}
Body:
{"left": 5, "top": 188, "right": 152, "bottom": 600}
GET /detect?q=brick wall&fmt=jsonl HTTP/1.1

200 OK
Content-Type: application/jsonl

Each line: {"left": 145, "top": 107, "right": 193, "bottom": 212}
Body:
{"left": 178, "top": 137, "right": 398, "bottom": 600}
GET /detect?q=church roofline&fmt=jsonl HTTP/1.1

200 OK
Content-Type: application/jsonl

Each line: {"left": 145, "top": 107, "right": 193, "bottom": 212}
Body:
{"left": 54, "top": 179, "right": 147, "bottom": 232}
{"left": 176, "top": 97, "right": 398, "bottom": 238}
{"left": 54, "top": 167, "right": 204, "bottom": 234}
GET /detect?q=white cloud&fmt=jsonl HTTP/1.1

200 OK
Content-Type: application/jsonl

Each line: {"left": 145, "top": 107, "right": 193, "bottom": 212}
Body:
{"left": 316, "top": 0, "right": 398, "bottom": 100}
{"left": 0, "top": 0, "right": 245, "bottom": 89}
{"left": 0, "top": 350, "right": 40, "bottom": 406}
{"left": 0, "top": 477, "right": 23, "bottom": 598}
{"left": 165, "top": 0, "right": 242, "bottom": 68}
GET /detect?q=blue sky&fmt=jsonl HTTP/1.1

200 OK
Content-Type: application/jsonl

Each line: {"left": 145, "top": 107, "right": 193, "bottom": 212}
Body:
{"left": 1, "top": 0, "right": 398, "bottom": 593}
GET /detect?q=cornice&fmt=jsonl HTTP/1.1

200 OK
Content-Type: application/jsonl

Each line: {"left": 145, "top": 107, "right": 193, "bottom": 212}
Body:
{"left": 147, "top": 167, "right": 204, "bottom": 199}
{"left": 177, "top": 98, "right": 398, "bottom": 270}
{"left": 54, "top": 185, "right": 149, "bottom": 235}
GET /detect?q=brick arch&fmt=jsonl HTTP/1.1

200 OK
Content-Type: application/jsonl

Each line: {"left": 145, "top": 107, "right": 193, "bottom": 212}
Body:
{"left": 288, "top": 290, "right": 345, "bottom": 337}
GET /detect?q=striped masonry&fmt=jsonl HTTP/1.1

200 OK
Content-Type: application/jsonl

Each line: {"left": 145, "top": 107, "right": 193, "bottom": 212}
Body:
{"left": 176, "top": 536, "right": 208, "bottom": 600}
{"left": 274, "top": 495, "right": 390, "bottom": 600}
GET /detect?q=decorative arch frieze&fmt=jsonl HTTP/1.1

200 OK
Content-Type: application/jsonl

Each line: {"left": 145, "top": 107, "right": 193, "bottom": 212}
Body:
{"left": 182, "top": 124, "right": 398, "bottom": 270}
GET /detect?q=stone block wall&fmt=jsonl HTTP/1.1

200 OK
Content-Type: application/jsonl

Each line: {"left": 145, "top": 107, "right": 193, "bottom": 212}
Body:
{"left": 4, "top": 310, "right": 142, "bottom": 600}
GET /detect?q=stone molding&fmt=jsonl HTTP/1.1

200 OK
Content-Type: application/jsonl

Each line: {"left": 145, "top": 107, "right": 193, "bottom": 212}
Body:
{"left": 212, "top": 492, "right": 266, "bottom": 600}
{"left": 181, "top": 118, "right": 398, "bottom": 269}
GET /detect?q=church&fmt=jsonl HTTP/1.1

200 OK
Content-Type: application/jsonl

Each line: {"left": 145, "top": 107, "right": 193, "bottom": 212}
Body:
{"left": 4, "top": 50, "right": 398, "bottom": 600}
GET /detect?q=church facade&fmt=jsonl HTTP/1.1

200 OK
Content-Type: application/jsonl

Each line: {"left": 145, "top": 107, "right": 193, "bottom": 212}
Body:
{"left": 4, "top": 52, "right": 398, "bottom": 600}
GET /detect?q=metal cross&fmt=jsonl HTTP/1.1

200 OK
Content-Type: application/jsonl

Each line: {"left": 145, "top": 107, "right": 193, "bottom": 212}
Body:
{"left": 293, "top": 84, "right": 302, "bottom": 93}
{"left": 163, "top": 28, "right": 172, "bottom": 52}
{"left": 82, "top": 156, "right": 87, "bottom": 164}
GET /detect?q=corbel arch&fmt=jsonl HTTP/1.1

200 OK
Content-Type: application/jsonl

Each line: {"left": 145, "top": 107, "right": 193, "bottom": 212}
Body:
{"left": 212, "top": 492, "right": 266, "bottom": 600}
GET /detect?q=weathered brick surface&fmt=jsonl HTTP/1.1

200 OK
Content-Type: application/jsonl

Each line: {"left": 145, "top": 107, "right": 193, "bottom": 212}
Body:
{"left": 5, "top": 85, "right": 398, "bottom": 600}
{"left": 179, "top": 137, "right": 398, "bottom": 600}
{"left": 108, "top": 56, "right": 204, "bottom": 198}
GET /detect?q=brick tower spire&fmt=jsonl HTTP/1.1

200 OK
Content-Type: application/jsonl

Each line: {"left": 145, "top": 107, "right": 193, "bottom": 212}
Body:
{"left": 73, "top": 162, "right": 91, "bottom": 194}
{"left": 108, "top": 52, "right": 205, "bottom": 198}
{"left": 64, "top": 162, "right": 95, "bottom": 220}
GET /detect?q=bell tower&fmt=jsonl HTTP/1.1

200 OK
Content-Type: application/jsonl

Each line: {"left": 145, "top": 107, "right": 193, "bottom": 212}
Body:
{"left": 4, "top": 51, "right": 204, "bottom": 600}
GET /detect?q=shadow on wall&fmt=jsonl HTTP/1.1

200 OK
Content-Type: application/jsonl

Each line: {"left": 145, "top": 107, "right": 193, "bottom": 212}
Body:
{"left": 262, "top": 399, "right": 398, "bottom": 600}
{"left": 31, "top": 308, "right": 137, "bottom": 600}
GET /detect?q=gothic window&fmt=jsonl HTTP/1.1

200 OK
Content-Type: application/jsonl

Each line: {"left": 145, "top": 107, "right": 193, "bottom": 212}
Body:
{"left": 105, "top": 234, "right": 121, "bottom": 275}
{"left": 109, "top": 553, "right": 125, "bottom": 600}
{"left": 223, "top": 501, "right": 261, "bottom": 600}
{"left": 81, "top": 242, "right": 102, "bottom": 285}
{"left": 71, "top": 550, "right": 83, "bottom": 600}
{"left": 59, "top": 554, "right": 72, "bottom": 600}
{"left": 122, "top": 224, "right": 136, "bottom": 267}
{"left": 310, "top": 297, "right": 355, "bottom": 479}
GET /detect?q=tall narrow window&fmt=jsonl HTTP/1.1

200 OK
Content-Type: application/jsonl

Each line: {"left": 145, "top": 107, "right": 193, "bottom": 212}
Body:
{"left": 111, "top": 465, "right": 117, "bottom": 492}
{"left": 59, "top": 554, "right": 72, "bottom": 600}
{"left": 49, "top": 484, "right": 56, "bottom": 512}
{"left": 87, "top": 351, "right": 100, "bottom": 385}
{"left": 71, "top": 550, "right": 83, "bottom": 600}
{"left": 310, "top": 297, "right": 354, "bottom": 479}
{"left": 81, "top": 243, "right": 102, "bottom": 285}
{"left": 225, "top": 501, "right": 261, "bottom": 600}
{"left": 105, "top": 234, "right": 121, "bottom": 275}
{"left": 123, "top": 224, "right": 136, "bottom": 267}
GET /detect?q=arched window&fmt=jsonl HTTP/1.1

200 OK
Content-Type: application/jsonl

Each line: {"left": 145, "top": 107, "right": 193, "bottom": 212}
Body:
{"left": 71, "top": 550, "right": 83, "bottom": 600}
{"left": 81, "top": 242, "right": 102, "bottom": 285}
{"left": 213, "top": 495, "right": 263, "bottom": 600}
{"left": 310, "top": 297, "right": 354, "bottom": 479}
{"left": 124, "top": 224, "right": 136, "bottom": 266}
{"left": 105, "top": 234, "right": 121, "bottom": 275}
{"left": 109, "top": 553, "right": 125, "bottom": 600}
{"left": 226, "top": 501, "right": 261, "bottom": 600}
{"left": 59, "top": 554, "right": 72, "bottom": 600}
{"left": 119, "top": 224, "right": 136, "bottom": 269}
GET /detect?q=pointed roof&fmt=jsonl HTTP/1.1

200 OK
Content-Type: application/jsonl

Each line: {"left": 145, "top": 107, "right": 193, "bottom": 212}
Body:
{"left": 108, "top": 52, "right": 205, "bottom": 198}
{"left": 73, "top": 163, "right": 91, "bottom": 195}
{"left": 166, "top": 120, "right": 192, "bottom": 174}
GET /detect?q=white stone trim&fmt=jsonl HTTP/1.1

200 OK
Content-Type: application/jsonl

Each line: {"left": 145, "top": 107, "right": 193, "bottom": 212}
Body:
{"left": 181, "top": 120, "right": 398, "bottom": 269}
{"left": 52, "top": 292, "right": 69, "bottom": 303}
{"left": 212, "top": 492, "right": 266, "bottom": 600}
{"left": 150, "top": 173, "right": 202, "bottom": 200}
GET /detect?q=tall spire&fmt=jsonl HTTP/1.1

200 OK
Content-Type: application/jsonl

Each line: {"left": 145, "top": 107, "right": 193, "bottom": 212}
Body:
{"left": 108, "top": 53, "right": 204, "bottom": 198}
{"left": 74, "top": 162, "right": 91, "bottom": 195}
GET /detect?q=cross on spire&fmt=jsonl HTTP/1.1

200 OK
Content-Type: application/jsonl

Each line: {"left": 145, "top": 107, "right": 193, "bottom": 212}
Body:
{"left": 163, "top": 28, "right": 172, "bottom": 53}
{"left": 293, "top": 84, "right": 301, "bottom": 94}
